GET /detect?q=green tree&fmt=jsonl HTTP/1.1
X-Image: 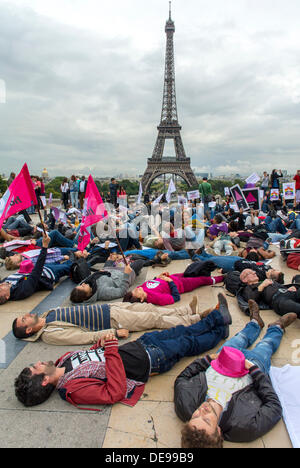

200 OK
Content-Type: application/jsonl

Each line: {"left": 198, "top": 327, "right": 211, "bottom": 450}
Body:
{"left": 0, "top": 175, "right": 7, "bottom": 195}
{"left": 45, "top": 176, "right": 66, "bottom": 198}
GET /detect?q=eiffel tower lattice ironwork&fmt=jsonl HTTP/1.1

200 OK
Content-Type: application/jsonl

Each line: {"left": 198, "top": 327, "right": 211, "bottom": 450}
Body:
{"left": 141, "top": 3, "right": 198, "bottom": 193}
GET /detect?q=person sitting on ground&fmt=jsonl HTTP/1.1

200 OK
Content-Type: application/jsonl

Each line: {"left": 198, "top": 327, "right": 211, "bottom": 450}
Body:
{"left": 175, "top": 300, "right": 297, "bottom": 448}
{"left": 14, "top": 294, "right": 232, "bottom": 409}
{"left": 12, "top": 296, "right": 211, "bottom": 345}
{"left": 207, "top": 215, "right": 228, "bottom": 241}
{"left": 123, "top": 271, "right": 224, "bottom": 306}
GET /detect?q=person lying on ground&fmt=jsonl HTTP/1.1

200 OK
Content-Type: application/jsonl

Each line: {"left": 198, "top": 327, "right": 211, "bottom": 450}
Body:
{"left": 0, "top": 228, "right": 19, "bottom": 242}
{"left": 175, "top": 300, "right": 297, "bottom": 448}
{"left": 14, "top": 293, "right": 232, "bottom": 409}
{"left": 239, "top": 269, "right": 300, "bottom": 319}
{"left": 123, "top": 271, "right": 224, "bottom": 306}
{"left": 0, "top": 234, "right": 72, "bottom": 305}
{"left": 70, "top": 263, "right": 135, "bottom": 304}
{"left": 12, "top": 296, "right": 213, "bottom": 345}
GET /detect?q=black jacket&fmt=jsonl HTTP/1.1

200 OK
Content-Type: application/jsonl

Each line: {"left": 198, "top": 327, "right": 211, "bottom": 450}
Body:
{"left": 174, "top": 355, "right": 282, "bottom": 443}
{"left": 6, "top": 248, "right": 54, "bottom": 301}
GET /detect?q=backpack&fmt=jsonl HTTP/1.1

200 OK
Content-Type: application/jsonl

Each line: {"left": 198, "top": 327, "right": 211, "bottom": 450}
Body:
{"left": 292, "top": 275, "right": 300, "bottom": 285}
{"left": 183, "top": 260, "right": 216, "bottom": 277}
{"left": 224, "top": 271, "right": 242, "bottom": 295}
{"left": 70, "top": 258, "right": 92, "bottom": 284}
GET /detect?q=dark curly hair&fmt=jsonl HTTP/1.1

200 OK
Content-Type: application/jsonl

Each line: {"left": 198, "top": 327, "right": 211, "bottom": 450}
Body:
{"left": 181, "top": 423, "right": 224, "bottom": 449}
{"left": 70, "top": 287, "right": 90, "bottom": 304}
{"left": 12, "top": 318, "right": 30, "bottom": 339}
{"left": 123, "top": 292, "right": 141, "bottom": 303}
{"left": 15, "top": 368, "right": 55, "bottom": 407}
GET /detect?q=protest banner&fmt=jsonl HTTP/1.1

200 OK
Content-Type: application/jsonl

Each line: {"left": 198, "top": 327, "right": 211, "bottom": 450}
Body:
{"left": 0, "top": 163, "right": 37, "bottom": 229}
{"left": 166, "top": 179, "right": 176, "bottom": 203}
{"left": 187, "top": 190, "right": 200, "bottom": 201}
{"left": 282, "top": 182, "right": 296, "bottom": 200}
{"left": 230, "top": 184, "right": 249, "bottom": 211}
{"left": 245, "top": 173, "right": 260, "bottom": 185}
{"left": 242, "top": 187, "right": 261, "bottom": 211}
{"left": 78, "top": 175, "right": 107, "bottom": 251}
{"left": 270, "top": 188, "right": 280, "bottom": 201}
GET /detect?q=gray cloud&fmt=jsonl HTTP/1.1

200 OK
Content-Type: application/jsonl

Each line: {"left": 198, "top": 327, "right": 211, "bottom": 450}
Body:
{"left": 0, "top": 0, "right": 300, "bottom": 179}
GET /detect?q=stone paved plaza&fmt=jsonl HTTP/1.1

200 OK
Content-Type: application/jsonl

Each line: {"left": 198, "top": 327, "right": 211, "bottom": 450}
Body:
{"left": 0, "top": 223, "right": 297, "bottom": 448}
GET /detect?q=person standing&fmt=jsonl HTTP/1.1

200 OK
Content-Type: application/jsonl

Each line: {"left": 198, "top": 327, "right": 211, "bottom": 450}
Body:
{"left": 293, "top": 170, "right": 300, "bottom": 208}
{"left": 260, "top": 172, "right": 269, "bottom": 193}
{"left": 199, "top": 177, "right": 213, "bottom": 220}
{"left": 270, "top": 169, "right": 283, "bottom": 189}
{"left": 109, "top": 178, "right": 118, "bottom": 207}
{"left": 7, "top": 172, "right": 16, "bottom": 186}
{"left": 79, "top": 176, "right": 87, "bottom": 210}
{"left": 69, "top": 175, "right": 79, "bottom": 208}
{"left": 60, "top": 178, "right": 69, "bottom": 210}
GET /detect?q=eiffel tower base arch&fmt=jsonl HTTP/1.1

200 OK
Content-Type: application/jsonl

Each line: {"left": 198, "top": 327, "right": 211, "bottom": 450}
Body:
{"left": 141, "top": 158, "right": 198, "bottom": 193}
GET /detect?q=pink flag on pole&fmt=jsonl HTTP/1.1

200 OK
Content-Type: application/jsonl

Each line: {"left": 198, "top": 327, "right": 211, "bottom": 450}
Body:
{"left": 81, "top": 175, "right": 107, "bottom": 228}
{"left": 0, "top": 163, "right": 37, "bottom": 230}
{"left": 77, "top": 175, "right": 107, "bottom": 251}
{"left": 77, "top": 226, "right": 91, "bottom": 252}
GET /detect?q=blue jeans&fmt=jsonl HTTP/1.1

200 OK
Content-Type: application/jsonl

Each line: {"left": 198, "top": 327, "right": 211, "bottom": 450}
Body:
{"left": 5, "top": 215, "right": 29, "bottom": 230}
{"left": 193, "top": 251, "right": 240, "bottom": 272}
{"left": 47, "top": 260, "right": 72, "bottom": 283}
{"left": 265, "top": 216, "right": 287, "bottom": 234}
{"left": 217, "top": 322, "right": 284, "bottom": 374}
{"left": 123, "top": 248, "right": 190, "bottom": 260}
{"left": 267, "top": 232, "right": 290, "bottom": 243}
{"left": 138, "top": 309, "right": 227, "bottom": 374}
{"left": 36, "top": 230, "right": 75, "bottom": 248}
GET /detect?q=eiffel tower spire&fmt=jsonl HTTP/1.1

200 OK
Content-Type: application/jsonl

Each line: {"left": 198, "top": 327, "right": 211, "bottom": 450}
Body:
{"left": 141, "top": 4, "right": 198, "bottom": 192}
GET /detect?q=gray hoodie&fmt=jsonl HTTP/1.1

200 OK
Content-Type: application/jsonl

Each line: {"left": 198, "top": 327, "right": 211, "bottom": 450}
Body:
{"left": 83, "top": 269, "right": 135, "bottom": 304}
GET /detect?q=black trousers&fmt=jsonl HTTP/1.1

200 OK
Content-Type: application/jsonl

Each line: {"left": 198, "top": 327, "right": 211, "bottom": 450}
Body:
{"left": 272, "top": 289, "right": 300, "bottom": 318}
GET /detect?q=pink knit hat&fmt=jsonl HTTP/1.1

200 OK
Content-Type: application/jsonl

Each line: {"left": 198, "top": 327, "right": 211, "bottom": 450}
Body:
{"left": 211, "top": 346, "right": 249, "bottom": 378}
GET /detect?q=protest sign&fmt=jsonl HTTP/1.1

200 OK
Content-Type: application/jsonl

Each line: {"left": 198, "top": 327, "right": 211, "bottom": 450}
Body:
{"left": 242, "top": 187, "right": 261, "bottom": 211}
{"left": 282, "top": 182, "right": 296, "bottom": 200}
{"left": 230, "top": 184, "right": 249, "bottom": 211}
{"left": 245, "top": 173, "right": 260, "bottom": 185}
{"left": 187, "top": 190, "right": 200, "bottom": 201}
{"left": 270, "top": 189, "right": 280, "bottom": 201}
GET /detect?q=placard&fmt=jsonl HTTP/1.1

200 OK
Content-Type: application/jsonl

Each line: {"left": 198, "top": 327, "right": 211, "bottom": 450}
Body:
{"left": 270, "top": 189, "right": 280, "bottom": 201}
{"left": 230, "top": 184, "right": 249, "bottom": 211}
{"left": 242, "top": 187, "right": 261, "bottom": 211}
{"left": 282, "top": 182, "right": 296, "bottom": 200}
{"left": 187, "top": 190, "right": 200, "bottom": 201}
{"left": 245, "top": 173, "right": 260, "bottom": 185}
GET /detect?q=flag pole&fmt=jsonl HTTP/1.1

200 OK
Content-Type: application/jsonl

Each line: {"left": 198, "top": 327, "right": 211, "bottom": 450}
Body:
{"left": 37, "top": 207, "right": 47, "bottom": 235}
{"left": 115, "top": 236, "right": 128, "bottom": 266}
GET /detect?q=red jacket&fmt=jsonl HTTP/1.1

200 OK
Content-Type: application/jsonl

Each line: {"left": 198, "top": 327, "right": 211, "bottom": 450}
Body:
{"left": 287, "top": 253, "right": 300, "bottom": 271}
{"left": 294, "top": 175, "right": 300, "bottom": 190}
{"left": 55, "top": 340, "right": 145, "bottom": 410}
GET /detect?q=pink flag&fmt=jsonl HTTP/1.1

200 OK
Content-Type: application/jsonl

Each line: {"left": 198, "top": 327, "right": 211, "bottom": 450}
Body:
{"left": 0, "top": 163, "right": 37, "bottom": 230}
{"left": 82, "top": 175, "right": 107, "bottom": 228}
{"left": 77, "top": 226, "right": 91, "bottom": 252}
{"left": 77, "top": 175, "right": 107, "bottom": 251}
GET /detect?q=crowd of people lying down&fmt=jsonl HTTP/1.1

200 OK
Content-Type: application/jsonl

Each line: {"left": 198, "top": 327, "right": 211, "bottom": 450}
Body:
{"left": 1, "top": 190, "right": 300, "bottom": 448}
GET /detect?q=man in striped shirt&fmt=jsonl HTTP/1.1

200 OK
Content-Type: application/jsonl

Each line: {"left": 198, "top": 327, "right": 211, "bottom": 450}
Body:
{"left": 12, "top": 298, "right": 204, "bottom": 346}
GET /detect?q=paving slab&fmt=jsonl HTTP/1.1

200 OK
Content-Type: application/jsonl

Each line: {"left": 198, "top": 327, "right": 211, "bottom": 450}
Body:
{"left": 0, "top": 242, "right": 297, "bottom": 448}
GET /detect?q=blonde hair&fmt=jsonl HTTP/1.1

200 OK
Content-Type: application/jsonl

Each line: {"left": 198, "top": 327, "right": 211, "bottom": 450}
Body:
{"left": 5, "top": 257, "right": 19, "bottom": 271}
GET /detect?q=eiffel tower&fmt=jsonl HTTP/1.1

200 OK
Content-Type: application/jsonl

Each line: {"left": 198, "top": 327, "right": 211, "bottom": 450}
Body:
{"left": 141, "top": 2, "right": 198, "bottom": 193}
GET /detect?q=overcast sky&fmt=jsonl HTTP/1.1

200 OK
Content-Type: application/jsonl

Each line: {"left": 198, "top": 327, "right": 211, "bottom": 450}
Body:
{"left": 1, "top": 0, "right": 300, "bottom": 179}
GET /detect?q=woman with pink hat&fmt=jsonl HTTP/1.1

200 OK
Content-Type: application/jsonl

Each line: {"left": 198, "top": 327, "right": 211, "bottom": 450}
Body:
{"left": 175, "top": 300, "right": 297, "bottom": 448}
